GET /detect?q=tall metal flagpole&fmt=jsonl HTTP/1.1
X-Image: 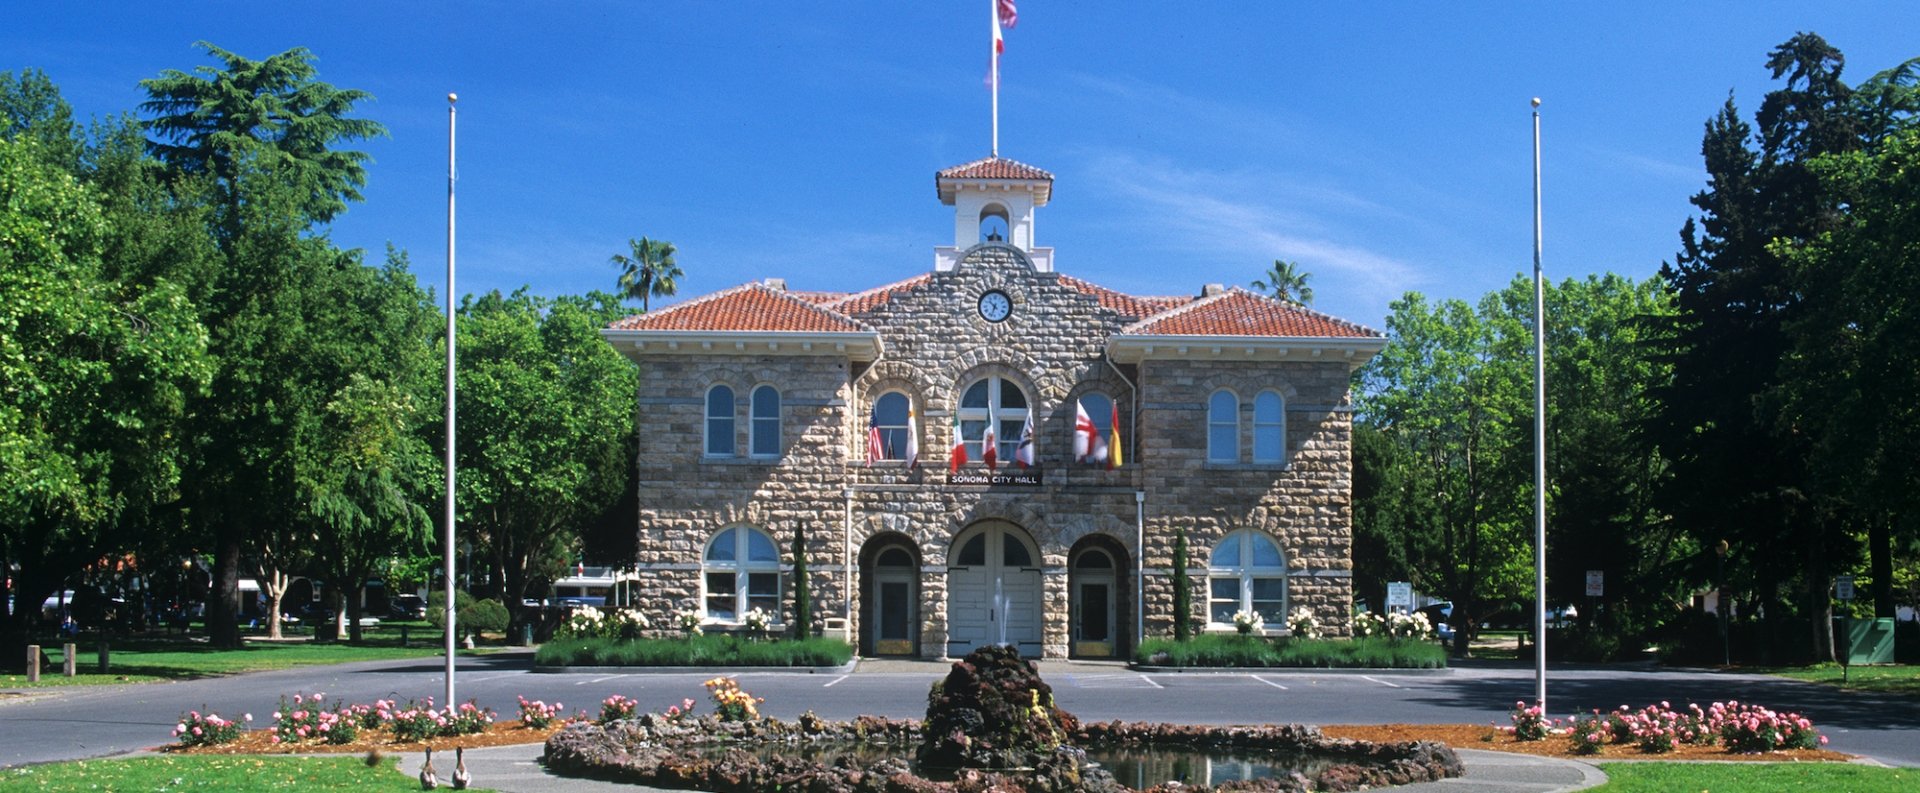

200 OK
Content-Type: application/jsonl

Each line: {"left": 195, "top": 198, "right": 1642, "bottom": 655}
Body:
{"left": 990, "top": 0, "right": 999, "bottom": 157}
{"left": 1530, "top": 97, "right": 1548, "bottom": 714}
{"left": 443, "top": 92, "right": 459, "bottom": 709}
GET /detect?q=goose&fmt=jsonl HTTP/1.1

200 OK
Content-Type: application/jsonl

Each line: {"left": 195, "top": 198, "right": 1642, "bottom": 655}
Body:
{"left": 419, "top": 747, "right": 438, "bottom": 790}
{"left": 450, "top": 747, "right": 471, "bottom": 790}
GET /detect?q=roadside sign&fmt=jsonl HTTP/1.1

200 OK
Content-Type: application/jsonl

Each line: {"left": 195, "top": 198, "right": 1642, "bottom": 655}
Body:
{"left": 1387, "top": 581, "right": 1412, "bottom": 610}
{"left": 1836, "top": 575, "right": 1855, "bottom": 601}
{"left": 1585, "top": 570, "right": 1604, "bottom": 597}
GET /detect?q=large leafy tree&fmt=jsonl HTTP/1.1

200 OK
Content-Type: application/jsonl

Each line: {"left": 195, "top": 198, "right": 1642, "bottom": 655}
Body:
{"left": 139, "top": 44, "right": 386, "bottom": 647}
{"left": 141, "top": 42, "right": 384, "bottom": 227}
{"left": 1653, "top": 33, "right": 1865, "bottom": 662}
{"left": 1356, "top": 290, "right": 1531, "bottom": 653}
{"left": 611, "top": 237, "right": 681, "bottom": 312}
{"left": 454, "top": 290, "right": 636, "bottom": 634}
{"left": 1251, "top": 259, "right": 1313, "bottom": 305}
{"left": 0, "top": 135, "right": 211, "bottom": 666}
{"left": 1778, "top": 126, "right": 1920, "bottom": 620}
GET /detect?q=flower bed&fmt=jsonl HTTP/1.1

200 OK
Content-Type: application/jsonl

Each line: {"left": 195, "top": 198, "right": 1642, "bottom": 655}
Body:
{"left": 1133, "top": 635, "right": 1447, "bottom": 668}
{"left": 534, "top": 634, "right": 853, "bottom": 667}
{"left": 1494, "top": 698, "right": 1831, "bottom": 757}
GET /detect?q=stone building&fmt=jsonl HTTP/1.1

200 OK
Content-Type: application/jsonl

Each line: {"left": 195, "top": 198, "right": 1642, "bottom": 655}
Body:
{"left": 601, "top": 156, "right": 1384, "bottom": 658}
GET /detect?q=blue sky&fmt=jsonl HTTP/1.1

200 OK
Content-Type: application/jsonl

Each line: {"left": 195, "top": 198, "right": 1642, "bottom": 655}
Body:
{"left": 8, "top": 2, "right": 1916, "bottom": 328}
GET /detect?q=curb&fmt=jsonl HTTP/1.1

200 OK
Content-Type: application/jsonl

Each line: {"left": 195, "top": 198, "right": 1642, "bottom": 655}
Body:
{"left": 1129, "top": 664, "right": 1455, "bottom": 676}
{"left": 529, "top": 660, "right": 858, "bottom": 675}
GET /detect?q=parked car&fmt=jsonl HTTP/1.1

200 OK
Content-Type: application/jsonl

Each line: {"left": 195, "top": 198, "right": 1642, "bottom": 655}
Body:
{"left": 389, "top": 594, "right": 427, "bottom": 620}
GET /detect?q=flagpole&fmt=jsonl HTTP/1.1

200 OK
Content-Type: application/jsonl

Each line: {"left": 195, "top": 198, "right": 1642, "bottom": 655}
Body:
{"left": 443, "top": 92, "right": 459, "bottom": 709}
{"left": 1530, "top": 97, "right": 1548, "bottom": 716}
{"left": 990, "top": 0, "right": 999, "bottom": 157}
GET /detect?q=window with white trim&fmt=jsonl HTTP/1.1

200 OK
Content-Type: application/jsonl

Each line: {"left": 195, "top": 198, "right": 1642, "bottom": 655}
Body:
{"left": 750, "top": 385, "right": 780, "bottom": 457}
{"left": 959, "top": 377, "right": 1028, "bottom": 463}
{"left": 1207, "top": 390, "right": 1239, "bottom": 463}
{"left": 703, "top": 527, "right": 781, "bottom": 622}
{"left": 1253, "top": 391, "right": 1285, "bottom": 464}
{"left": 706, "top": 385, "right": 735, "bottom": 457}
{"left": 1208, "top": 530, "right": 1286, "bottom": 626}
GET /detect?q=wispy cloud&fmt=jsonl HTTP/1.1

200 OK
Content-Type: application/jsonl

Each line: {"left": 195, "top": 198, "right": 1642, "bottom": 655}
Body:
{"left": 1079, "top": 152, "right": 1422, "bottom": 301}
{"left": 1586, "top": 146, "right": 1701, "bottom": 183}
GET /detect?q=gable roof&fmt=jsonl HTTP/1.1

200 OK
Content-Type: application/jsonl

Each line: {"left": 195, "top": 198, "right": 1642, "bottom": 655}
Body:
{"left": 608, "top": 281, "right": 872, "bottom": 333}
{"left": 1119, "top": 286, "right": 1381, "bottom": 339}
{"left": 1054, "top": 274, "right": 1190, "bottom": 320}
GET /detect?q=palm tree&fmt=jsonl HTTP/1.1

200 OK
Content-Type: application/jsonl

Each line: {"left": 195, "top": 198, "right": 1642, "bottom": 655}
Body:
{"left": 1252, "top": 259, "right": 1314, "bottom": 305}
{"left": 611, "top": 237, "right": 682, "bottom": 312}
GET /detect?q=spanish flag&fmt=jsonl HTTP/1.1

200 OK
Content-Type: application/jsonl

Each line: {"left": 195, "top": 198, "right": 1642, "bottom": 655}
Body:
{"left": 1108, "top": 403, "right": 1124, "bottom": 470}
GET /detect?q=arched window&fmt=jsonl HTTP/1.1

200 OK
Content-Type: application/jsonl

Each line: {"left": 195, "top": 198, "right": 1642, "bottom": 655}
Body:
{"left": 1207, "top": 530, "right": 1285, "bottom": 626}
{"left": 705, "top": 385, "right": 736, "bottom": 457}
{"left": 958, "top": 377, "right": 1028, "bottom": 464}
{"left": 703, "top": 527, "right": 781, "bottom": 622}
{"left": 1253, "top": 391, "right": 1285, "bottom": 464}
{"left": 750, "top": 385, "right": 781, "bottom": 457}
{"left": 870, "top": 391, "right": 912, "bottom": 461}
{"left": 1207, "top": 390, "right": 1239, "bottom": 463}
{"left": 1076, "top": 392, "right": 1120, "bottom": 466}
{"left": 979, "top": 204, "right": 1011, "bottom": 243}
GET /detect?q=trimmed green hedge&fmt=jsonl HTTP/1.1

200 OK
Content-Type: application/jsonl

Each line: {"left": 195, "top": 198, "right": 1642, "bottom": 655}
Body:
{"left": 1133, "top": 635, "right": 1448, "bottom": 669}
{"left": 536, "top": 634, "right": 854, "bottom": 667}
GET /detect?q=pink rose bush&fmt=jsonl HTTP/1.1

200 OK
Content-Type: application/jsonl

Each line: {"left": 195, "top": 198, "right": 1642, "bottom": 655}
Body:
{"left": 517, "top": 695, "right": 565, "bottom": 729}
{"left": 173, "top": 691, "right": 497, "bottom": 748}
{"left": 1538, "top": 699, "right": 1825, "bottom": 755}
{"left": 172, "top": 708, "right": 248, "bottom": 747}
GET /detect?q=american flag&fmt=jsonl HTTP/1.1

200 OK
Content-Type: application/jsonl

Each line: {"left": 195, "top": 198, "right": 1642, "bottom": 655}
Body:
{"left": 998, "top": 0, "right": 1018, "bottom": 29}
{"left": 994, "top": 0, "right": 1018, "bottom": 55}
{"left": 866, "top": 414, "right": 886, "bottom": 466}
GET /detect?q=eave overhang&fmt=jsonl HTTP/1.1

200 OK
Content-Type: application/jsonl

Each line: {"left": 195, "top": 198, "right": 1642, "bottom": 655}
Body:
{"left": 600, "top": 329, "right": 883, "bottom": 362}
{"left": 1106, "top": 334, "right": 1386, "bottom": 370}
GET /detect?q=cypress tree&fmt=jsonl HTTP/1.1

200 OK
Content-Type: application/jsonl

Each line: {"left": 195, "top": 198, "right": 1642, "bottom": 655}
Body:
{"left": 791, "top": 524, "right": 811, "bottom": 639}
{"left": 1172, "top": 527, "right": 1192, "bottom": 641}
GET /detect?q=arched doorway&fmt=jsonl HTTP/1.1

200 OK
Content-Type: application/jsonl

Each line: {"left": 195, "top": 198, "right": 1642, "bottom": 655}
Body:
{"left": 946, "top": 520, "right": 1043, "bottom": 657}
{"left": 1070, "top": 546, "right": 1119, "bottom": 658}
{"left": 858, "top": 535, "right": 920, "bottom": 656}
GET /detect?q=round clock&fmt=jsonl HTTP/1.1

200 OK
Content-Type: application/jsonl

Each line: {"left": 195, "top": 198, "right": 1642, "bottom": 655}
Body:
{"left": 978, "top": 290, "right": 1012, "bottom": 323}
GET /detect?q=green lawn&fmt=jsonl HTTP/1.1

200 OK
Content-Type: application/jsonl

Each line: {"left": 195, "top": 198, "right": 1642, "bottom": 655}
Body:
{"left": 1592, "top": 761, "right": 1914, "bottom": 791}
{"left": 1, "top": 637, "right": 466, "bottom": 687}
{"left": 1754, "top": 662, "right": 1920, "bottom": 695}
{"left": 0, "top": 755, "right": 495, "bottom": 792}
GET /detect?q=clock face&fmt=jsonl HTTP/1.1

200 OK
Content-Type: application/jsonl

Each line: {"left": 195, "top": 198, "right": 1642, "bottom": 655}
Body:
{"left": 978, "top": 290, "right": 1013, "bottom": 323}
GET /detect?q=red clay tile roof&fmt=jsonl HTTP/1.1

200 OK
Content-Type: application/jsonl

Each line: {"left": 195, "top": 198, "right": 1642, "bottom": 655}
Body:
{"left": 1121, "top": 287, "right": 1382, "bottom": 338}
{"left": 821, "top": 274, "right": 935, "bottom": 316}
{"left": 936, "top": 156, "right": 1055, "bottom": 181}
{"left": 1055, "top": 274, "right": 1191, "bottom": 320}
{"left": 607, "top": 282, "right": 871, "bottom": 333}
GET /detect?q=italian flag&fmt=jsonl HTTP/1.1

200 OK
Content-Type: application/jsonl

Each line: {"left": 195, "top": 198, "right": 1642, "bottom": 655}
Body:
{"left": 949, "top": 412, "right": 968, "bottom": 474}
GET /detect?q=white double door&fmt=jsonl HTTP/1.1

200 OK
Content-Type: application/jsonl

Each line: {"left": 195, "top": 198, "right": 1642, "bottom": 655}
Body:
{"left": 946, "top": 522, "right": 1043, "bottom": 657}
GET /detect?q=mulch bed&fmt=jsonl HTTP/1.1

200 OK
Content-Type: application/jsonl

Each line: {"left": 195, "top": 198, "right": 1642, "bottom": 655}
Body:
{"left": 1320, "top": 723, "right": 1856, "bottom": 763}
{"left": 168, "top": 720, "right": 1857, "bottom": 764}
{"left": 166, "top": 721, "right": 566, "bottom": 755}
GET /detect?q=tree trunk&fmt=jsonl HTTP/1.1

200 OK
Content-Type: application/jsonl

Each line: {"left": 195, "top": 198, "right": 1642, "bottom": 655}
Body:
{"left": 1808, "top": 531, "right": 1834, "bottom": 664}
{"left": 262, "top": 569, "right": 289, "bottom": 640}
{"left": 347, "top": 583, "right": 365, "bottom": 644}
{"left": 1870, "top": 517, "right": 1894, "bottom": 619}
{"left": 207, "top": 535, "right": 242, "bottom": 648}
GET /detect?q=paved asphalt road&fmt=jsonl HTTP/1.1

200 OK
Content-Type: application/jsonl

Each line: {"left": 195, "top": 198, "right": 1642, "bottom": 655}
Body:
{"left": 3, "top": 653, "right": 1916, "bottom": 769}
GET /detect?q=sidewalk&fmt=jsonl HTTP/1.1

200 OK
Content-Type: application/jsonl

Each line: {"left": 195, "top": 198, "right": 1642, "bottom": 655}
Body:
{"left": 420, "top": 741, "right": 1605, "bottom": 793}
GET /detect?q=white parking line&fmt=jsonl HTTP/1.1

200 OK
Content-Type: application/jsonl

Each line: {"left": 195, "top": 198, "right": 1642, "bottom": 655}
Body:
{"left": 1138, "top": 674, "right": 1164, "bottom": 689}
{"left": 577, "top": 674, "right": 627, "bottom": 685}
{"left": 1250, "top": 675, "right": 1288, "bottom": 690}
{"left": 1360, "top": 675, "right": 1402, "bottom": 689}
{"left": 823, "top": 675, "right": 850, "bottom": 687}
